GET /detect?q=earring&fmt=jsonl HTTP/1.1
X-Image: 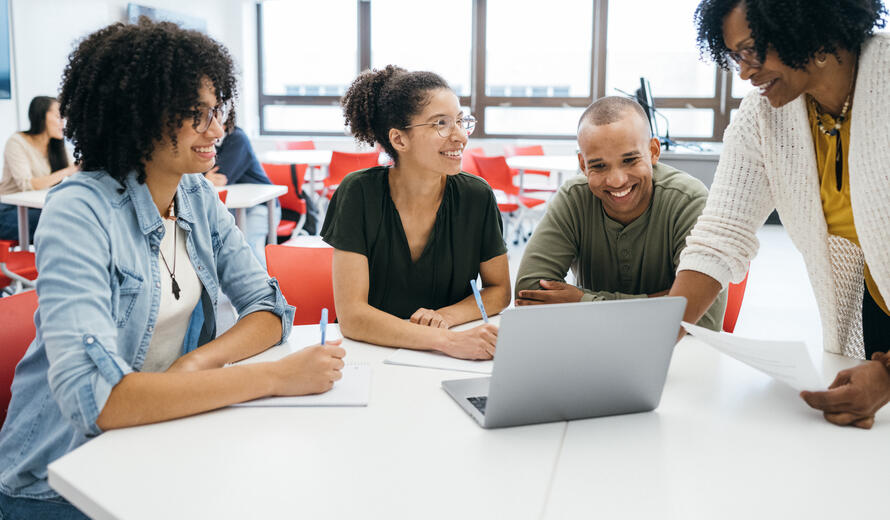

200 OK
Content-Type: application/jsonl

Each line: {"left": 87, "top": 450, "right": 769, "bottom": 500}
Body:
{"left": 815, "top": 53, "right": 828, "bottom": 67}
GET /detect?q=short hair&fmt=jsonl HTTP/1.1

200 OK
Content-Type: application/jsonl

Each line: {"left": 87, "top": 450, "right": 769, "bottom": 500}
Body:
{"left": 695, "top": 0, "right": 887, "bottom": 70}
{"left": 340, "top": 65, "right": 450, "bottom": 166}
{"left": 58, "top": 17, "right": 237, "bottom": 185}
{"left": 577, "top": 96, "right": 649, "bottom": 131}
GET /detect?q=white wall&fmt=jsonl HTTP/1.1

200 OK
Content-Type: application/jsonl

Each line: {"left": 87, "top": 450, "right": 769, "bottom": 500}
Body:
{"left": 1, "top": 0, "right": 254, "bottom": 141}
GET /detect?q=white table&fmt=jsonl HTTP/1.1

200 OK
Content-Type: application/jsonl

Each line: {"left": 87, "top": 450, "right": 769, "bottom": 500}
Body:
{"left": 49, "top": 319, "right": 566, "bottom": 520}
{"left": 261, "top": 150, "right": 333, "bottom": 199}
{"left": 219, "top": 184, "right": 286, "bottom": 245}
{"left": 0, "top": 184, "right": 286, "bottom": 248}
{"left": 47, "top": 320, "right": 889, "bottom": 519}
{"left": 0, "top": 189, "right": 48, "bottom": 247}
{"left": 506, "top": 155, "right": 580, "bottom": 194}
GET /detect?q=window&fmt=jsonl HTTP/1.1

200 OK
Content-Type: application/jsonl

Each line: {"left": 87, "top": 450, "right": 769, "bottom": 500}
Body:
{"left": 257, "top": 0, "right": 751, "bottom": 140}
{"left": 371, "top": 0, "right": 472, "bottom": 97}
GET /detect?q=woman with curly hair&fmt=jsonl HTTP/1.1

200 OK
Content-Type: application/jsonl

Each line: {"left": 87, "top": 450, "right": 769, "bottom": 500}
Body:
{"left": 0, "top": 96, "right": 79, "bottom": 241}
{"left": 0, "top": 19, "right": 345, "bottom": 518}
{"left": 322, "top": 66, "right": 509, "bottom": 359}
{"left": 669, "top": 0, "right": 890, "bottom": 428}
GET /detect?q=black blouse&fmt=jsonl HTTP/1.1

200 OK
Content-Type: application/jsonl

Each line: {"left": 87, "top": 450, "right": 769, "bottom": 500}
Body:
{"left": 321, "top": 166, "right": 507, "bottom": 319}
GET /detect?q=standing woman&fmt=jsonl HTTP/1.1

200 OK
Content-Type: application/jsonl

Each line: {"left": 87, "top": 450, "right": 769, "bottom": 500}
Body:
{"left": 0, "top": 96, "right": 79, "bottom": 240}
{"left": 0, "top": 19, "right": 345, "bottom": 519}
{"left": 323, "top": 66, "right": 510, "bottom": 360}
{"left": 670, "top": 0, "right": 890, "bottom": 428}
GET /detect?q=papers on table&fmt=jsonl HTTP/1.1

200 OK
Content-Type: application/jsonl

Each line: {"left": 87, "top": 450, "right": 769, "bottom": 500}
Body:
{"left": 385, "top": 348, "right": 493, "bottom": 374}
{"left": 231, "top": 364, "right": 371, "bottom": 407}
{"left": 682, "top": 322, "right": 824, "bottom": 391}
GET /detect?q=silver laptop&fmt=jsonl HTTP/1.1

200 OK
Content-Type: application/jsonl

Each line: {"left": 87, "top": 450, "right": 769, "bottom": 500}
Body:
{"left": 442, "top": 297, "right": 686, "bottom": 428}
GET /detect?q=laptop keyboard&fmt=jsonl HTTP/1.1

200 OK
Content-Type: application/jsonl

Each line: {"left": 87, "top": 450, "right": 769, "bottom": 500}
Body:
{"left": 467, "top": 396, "right": 487, "bottom": 415}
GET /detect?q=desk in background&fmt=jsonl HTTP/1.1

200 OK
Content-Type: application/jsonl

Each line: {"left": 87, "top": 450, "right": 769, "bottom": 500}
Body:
{"left": 48, "top": 320, "right": 887, "bottom": 520}
{"left": 0, "top": 183, "right": 285, "bottom": 249}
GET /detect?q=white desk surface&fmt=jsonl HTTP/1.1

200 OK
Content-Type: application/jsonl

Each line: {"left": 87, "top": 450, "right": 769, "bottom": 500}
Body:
{"left": 506, "top": 155, "right": 579, "bottom": 174}
{"left": 260, "top": 149, "right": 333, "bottom": 166}
{"left": 0, "top": 184, "right": 283, "bottom": 212}
{"left": 47, "top": 322, "right": 888, "bottom": 520}
{"left": 0, "top": 189, "right": 50, "bottom": 209}
{"left": 219, "top": 183, "right": 286, "bottom": 209}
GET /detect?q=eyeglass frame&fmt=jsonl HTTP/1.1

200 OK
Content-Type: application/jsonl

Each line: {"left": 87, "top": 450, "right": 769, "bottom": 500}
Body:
{"left": 193, "top": 103, "right": 230, "bottom": 133}
{"left": 726, "top": 44, "right": 763, "bottom": 71}
{"left": 403, "top": 114, "right": 477, "bottom": 138}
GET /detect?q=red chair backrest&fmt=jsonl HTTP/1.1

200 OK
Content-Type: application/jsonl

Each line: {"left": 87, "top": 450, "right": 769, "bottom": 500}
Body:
{"left": 262, "top": 163, "right": 307, "bottom": 213}
{"left": 461, "top": 148, "right": 485, "bottom": 176}
{"left": 723, "top": 268, "right": 750, "bottom": 333}
{"left": 217, "top": 189, "right": 228, "bottom": 204}
{"left": 504, "top": 144, "right": 544, "bottom": 157}
{"left": 277, "top": 140, "right": 316, "bottom": 151}
{"left": 472, "top": 155, "right": 519, "bottom": 196}
{"left": 0, "top": 290, "right": 38, "bottom": 428}
{"left": 265, "top": 245, "right": 337, "bottom": 326}
{"left": 326, "top": 151, "right": 380, "bottom": 188}
{"left": 0, "top": 239, "right": 13, "bottom": 263}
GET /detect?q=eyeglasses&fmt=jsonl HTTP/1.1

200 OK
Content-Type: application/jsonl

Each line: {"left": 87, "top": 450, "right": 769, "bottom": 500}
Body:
{"left": 405, "top": 115, "right": 477, "bottom": 138}
{"left": 726, "top": 44, "right": 762, "bottom": 71}
{"left": 193, "top": 103, "right": 229, "bottom": 133}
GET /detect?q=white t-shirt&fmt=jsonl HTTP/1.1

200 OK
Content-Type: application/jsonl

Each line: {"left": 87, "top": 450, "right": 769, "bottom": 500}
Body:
{"left": 142, "top": 217, "right": 202, "bottom": 372}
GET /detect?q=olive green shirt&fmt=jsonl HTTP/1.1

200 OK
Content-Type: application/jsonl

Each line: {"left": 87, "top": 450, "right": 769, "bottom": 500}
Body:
{"left": 515, "top": 162, "right": 726, "bottom": 331}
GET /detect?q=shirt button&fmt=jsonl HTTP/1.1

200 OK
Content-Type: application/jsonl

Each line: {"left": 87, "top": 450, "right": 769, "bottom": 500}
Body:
{"left": 85, "top": 336, "right": 94, "bottom": 344}
{"left": 622, "top": 249, "right": 629, "bottom": 258}
{"left": 148, "top": 325, "right": 154, "bottom": 332}
{"left": 621, "top": 265, "right": 629, "bottom": 272}
{"left": 155, "top": 281, "right": 161, "bottom": 288}
{"left": 152, "top": 246, "right": 158, "bottom": 252}
{"left": 198, "top": 266, "right": 203, "bottom": 271}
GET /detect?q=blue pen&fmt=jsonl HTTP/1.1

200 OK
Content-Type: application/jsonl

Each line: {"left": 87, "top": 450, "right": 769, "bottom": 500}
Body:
{"left": 470, "top": 279, "right": 489, "bottom": 324}
{"left": 320, "top": 308, "right": 328, "bottom": 345}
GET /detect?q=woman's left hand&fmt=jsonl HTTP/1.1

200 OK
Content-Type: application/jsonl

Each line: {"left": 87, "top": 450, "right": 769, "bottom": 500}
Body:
{"left": 800, "top": 354, "right": 890, "bottom": 429}
{"left": 410, "top": 308, "right": 451, "bottom": 329}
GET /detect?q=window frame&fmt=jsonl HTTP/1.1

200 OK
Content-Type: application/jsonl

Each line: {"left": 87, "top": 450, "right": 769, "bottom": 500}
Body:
{"left": 256, "top": 0, "right": 745, "bottom": 141}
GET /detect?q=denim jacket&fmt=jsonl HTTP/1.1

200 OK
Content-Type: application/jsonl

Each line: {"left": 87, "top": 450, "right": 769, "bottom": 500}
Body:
{"left": 0, "top": 171, "right": 294, "bottom": 499}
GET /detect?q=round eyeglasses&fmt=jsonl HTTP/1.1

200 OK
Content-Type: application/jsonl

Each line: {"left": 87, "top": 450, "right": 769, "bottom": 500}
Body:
{"left": 194, "top": 104, "right": 229, "bottom": 133}
{"left": 726, "top": 45, "right": 762, "bottom": 71}
{"left": 405, "top": 115, "right": 477, "bottom": 138}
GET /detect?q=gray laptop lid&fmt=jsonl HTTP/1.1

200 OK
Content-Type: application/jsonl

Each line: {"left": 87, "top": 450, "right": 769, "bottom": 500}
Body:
{"left": 482, "top": 297, "right": 686, "bottom": 428}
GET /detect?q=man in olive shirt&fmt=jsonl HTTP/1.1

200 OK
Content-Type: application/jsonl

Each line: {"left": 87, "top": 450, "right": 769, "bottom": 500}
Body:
{"left": 515, "top": 96, "right": 726, "bottom": 330}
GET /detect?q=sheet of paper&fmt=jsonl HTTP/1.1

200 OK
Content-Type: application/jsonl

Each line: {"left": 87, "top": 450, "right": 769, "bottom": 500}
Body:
{"left": 682, "top": 322, "right": 824, "bottom": 391}
{"left": 384, "top": 349, "right": 493, "bottom": 374}
{"left": 231, "top": 364, "right": 371, "bottom": 407}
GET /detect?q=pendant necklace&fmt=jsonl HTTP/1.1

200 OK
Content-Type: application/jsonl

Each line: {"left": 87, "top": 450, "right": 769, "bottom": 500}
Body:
{"left": 158, "top": 199, "right": 181, "bottom": 300}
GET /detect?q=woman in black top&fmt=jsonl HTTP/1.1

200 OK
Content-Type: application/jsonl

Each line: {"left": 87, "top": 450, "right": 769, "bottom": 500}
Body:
{"left": 322, "top": 65, "right": 510, "bottom": 359}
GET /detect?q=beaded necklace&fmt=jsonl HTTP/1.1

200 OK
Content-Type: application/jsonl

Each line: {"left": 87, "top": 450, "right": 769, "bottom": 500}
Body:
{"left": 810, "top": 61, "right": 857, "bottom": 191}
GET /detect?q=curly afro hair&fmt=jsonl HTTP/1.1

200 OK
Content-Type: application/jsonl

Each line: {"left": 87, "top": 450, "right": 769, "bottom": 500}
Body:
{"left": 695, "top": 0, "right": 887, "bottom": 70}
{"left": 340, "top": 65, "right": 449, "bottom": 165}
{"left": 58, "top": 17, "right": 237, "bottom": 185}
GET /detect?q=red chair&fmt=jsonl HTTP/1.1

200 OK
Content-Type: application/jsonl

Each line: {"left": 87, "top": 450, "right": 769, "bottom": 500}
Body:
{"left": 504, "top": 144, "right": 551, "bottom": 177}
{"left": 217, "top": 189, "right": 228, "bottom": 204}
{"left": 473, "top": 155, "right": 548, "bottom": 244}
{"left": 323, "top": 151, "right": 380, "bottom": 199}
{"left": 722, "top": 268, "right": 750, "bottom": 333}
{"left": 0, "top": 240, "right": 37, "bottom": 294}
{"left": 0, "top": 289, "right": 38, "bottom": 428}
{"left": 276, "top": 140, "right": 316, "bottom": 151}
{"left": 262, "top": 163, "right": 307, "bottom": 240}
{"left": 461, "top": 147, "right": 485, "bottom": 176}
{"left": 265, "top": 245, "right": 336, "bottom": 326}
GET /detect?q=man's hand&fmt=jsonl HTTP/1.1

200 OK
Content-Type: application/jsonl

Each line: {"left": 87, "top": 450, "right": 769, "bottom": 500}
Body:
{"left": 800, "top": 354, "right": 890, "bottom": 429}
{"left": 410, "top": 308, "right": 451, "bottom": 329}
{"left": 515, "top": 280, "right": 583, "bottom": 306}
{"left": 204, "top": 165, "right": 228, "bottom": 187}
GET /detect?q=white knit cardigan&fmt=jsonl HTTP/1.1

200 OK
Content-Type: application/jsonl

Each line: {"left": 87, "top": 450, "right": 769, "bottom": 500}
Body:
{"left": 679, "top": 33, "right": 890, "bottom": 357}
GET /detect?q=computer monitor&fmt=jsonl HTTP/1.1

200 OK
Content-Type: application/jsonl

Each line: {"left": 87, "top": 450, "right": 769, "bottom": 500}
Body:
{"left": 634, "top": 77, "right": 659, "bottom": 139}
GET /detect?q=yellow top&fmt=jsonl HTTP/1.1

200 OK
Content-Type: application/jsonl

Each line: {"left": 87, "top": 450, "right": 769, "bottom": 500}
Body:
{"left": 807, "top": 95, "right": 888, "bottom": 315}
